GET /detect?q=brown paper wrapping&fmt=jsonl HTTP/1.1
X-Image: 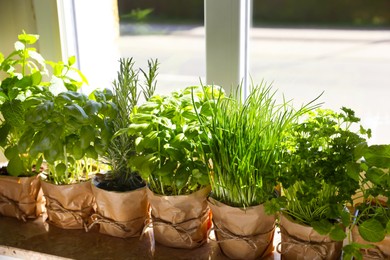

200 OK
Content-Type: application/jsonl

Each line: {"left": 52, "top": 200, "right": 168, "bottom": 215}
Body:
{"left": 0, "top": 175, "right": 43, "bottom": 221}
{"left": 90, "top": 184, "right": 149, "bottom": 238}
{"left": 146, "top": 186, "right": 212, "bottom": 249}
{"left": 208, "top": 197, "right": 276, "bottom": 260}
{"left": 277, "top": 214, "right": 343, "bottom": 260}
{"left": 352, "top": 225, "right": 390, "bottom": 259}
{"left": 40, "top": 180, "right": 94, "bottom": 229}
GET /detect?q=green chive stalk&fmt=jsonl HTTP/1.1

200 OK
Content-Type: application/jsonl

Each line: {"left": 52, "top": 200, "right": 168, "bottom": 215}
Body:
{"left": 196, "top": 83, "right": 319, "bottom": 208}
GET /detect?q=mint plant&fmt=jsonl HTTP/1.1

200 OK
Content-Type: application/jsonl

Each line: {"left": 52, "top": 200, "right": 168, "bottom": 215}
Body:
{"left": 0, "top": 32, "right": 50, "bottom": 176}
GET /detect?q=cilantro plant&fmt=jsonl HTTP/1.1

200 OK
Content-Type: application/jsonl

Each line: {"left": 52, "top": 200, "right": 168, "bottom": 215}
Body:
{"left": 278, "top": 107, "right": 371, "bottom": 242}
{"left": 127, "top": 85, "right": 223, "bottom": 196}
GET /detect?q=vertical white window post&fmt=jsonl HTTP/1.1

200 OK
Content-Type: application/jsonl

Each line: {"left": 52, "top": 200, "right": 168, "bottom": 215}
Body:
{"left": 205, "top": 0, "right": 251, "bottom": 97}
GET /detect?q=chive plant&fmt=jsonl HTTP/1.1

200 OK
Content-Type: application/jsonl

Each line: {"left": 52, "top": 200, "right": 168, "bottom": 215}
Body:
{"left": 195, "top": 83, "right": 319, "bottom": 208}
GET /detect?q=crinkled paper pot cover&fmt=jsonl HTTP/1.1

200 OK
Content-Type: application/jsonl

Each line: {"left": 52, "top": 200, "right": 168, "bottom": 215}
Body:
{"left": 208, "top": 197, "right": 276, "bottom": 260}
{"left": 0, "top": 175, "right": 43, "bottom": 220}
{"left": 278, "top": 214, "right": 343, "bottom": 260}
{"left": 91, "top": 184, "right": 149, "bottom": 238}
{"left": 147, "top": 187, "right": 212, "bottom": 249}
{"left": 41, "top": 180, "right": 94, "bottom": 229}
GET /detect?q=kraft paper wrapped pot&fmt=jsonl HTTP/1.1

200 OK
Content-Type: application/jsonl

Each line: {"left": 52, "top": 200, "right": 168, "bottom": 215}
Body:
{"left": 277, "top": 214, "right": 343, "bottom": 260}
{"left": 352, "top": 225, "right": 390, "bottom": 259}
{"left": 146, "top": 186, "right": 212, "bottom": 249}
{"left": 90, "top": 183, "right": 149, "bottom": 238}
{"left": 208, "top": 197, "right": 276, "bottom": 260}
{"left": 40, "top": 180, "right": 94, "bottom": 229}
{"left": 0, "top": 174, "right": 44, "bottom": 221}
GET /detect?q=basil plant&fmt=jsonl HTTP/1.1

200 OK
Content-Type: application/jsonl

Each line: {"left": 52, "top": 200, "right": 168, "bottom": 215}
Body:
{"left": 127, "top": 85, "right": 224, "bottom": 196}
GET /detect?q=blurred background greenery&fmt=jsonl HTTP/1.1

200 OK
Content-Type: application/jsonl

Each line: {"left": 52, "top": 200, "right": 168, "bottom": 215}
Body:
{"left": 118, "top": 0, "right": 390, "bottom": 28}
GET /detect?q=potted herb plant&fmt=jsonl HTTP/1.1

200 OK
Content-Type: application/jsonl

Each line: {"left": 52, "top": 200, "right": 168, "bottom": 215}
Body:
{"left": 0, "top": 32, "right": 51, "bottom": 221}
{"left": 344, "top": 143, "right": 390, "bottom": 259}
{"left": 277, "top": 107, "right": 370, "bottom": 259}
{"left": 127, "top": 85, "right": 222, "bottom": 249}
{"left": 89, "top": 57, "right": 158, "bottom": 238}
{"left": 18, "top": 54, "right": 117, "bottom": 229}
{"left": 195, "top": 83, "right": 317, "bottom": 259}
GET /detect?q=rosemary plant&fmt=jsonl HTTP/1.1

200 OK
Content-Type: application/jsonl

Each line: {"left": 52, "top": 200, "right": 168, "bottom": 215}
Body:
{"left": 100, "top": 57, "right": 158, "bottom": 191}
{"left": 196, "top": 83, "right": 319, "bottom": 208}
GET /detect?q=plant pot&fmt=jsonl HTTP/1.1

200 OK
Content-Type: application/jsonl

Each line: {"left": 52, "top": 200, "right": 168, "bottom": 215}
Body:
{"left": 0, "top": 174, "right": 44, "bottom": 221}
{"left": 40, "top": 180, "right": 94, "bottom": 229}
{"left": 146, "top": 186, "right": 212, "bottom": 249}
{"left": 277, "top": 214, "right": 343, "bottom": 260}
{"left": 352, "top": 225, "right": 390, "bottom": 259}
{"left": 90, "top": 183, "right": 149, "bottom": 238}
{"left": 208, "top": 197, "right": 276, "bottom": 260}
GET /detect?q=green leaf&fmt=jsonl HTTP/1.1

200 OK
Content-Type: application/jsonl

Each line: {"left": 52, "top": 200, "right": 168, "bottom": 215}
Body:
{"left": 329, "top": 225, "right": 346, "bottom": 241}
{"left": 358, "top": 219, "right": 386, "bottom": 242}
{"left": 366, "top": 167, "right": 387, "bottom": 185}
{"left": 80, "top": 126, "right": 95, "bottom": 149}
{"left": 18, "top": 33, "right": 39, "bottom": 44}
{"left": 364, "top": 144, "right": 390, "bottom": 168}
{"left": 1, "top": 100, "right": 24, "bottom": 127}
{"left": 127, "top": 123, "right": 150, "bottom": 135}
{"left": 342, "top": 243, "right": 363, "bottom": 260}
{"left": 68, "top": 56, "right": 76, "bottom": 66}
{"left": 386, "top": 220, "right": 390, "bottom": 235}
{"left": 31, "top": 71, "right": 42, "bottom": 85}
{"left": 55, "top": 163, "right": 67, "bottom": 176}
{"left": 155, "top": 161, "right": 177, "bottom": 177}
{"left": 4, "top": 145, "right": 19, "bottom": 160}
{"left": 0, "top": 123, "right": 11, "bottom": 147}
{"left": 64, "top": 104, "right": 89, "bottom": 123}
{"left": 311, "top": 219, "right": 332, "bottom": 235}
{"left": 85, "top": 145, "right": 98, "bottom": 159}
{"left": 7, "top": 156, "right": 25, "bottom": 176}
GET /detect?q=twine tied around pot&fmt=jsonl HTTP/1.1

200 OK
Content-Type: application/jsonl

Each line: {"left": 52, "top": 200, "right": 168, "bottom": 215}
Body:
{"left": 140, "top": 208, "right": 210, "bottom": 254}
{"left": 0, "top": 194, "right": 28, "bottom": 221}
{"left": 276, "top": 227, "right": 330, "bottom": 259}
{"left": 210, "top": 222, "right": 275, "bottom": 250}
{"left": 361, "top": 246, "right": 386, "bottom": 259}
{"left": 45, "top": 196, "right": 89, "bottom": 230}
{"left": 87, "top": 213, "right": 144, "bottom": 235}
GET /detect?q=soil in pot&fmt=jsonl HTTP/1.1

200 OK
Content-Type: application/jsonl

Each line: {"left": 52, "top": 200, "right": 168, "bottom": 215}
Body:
{"left": 277, "top": 214, "right": 343, "bottom": 260}
{"left": 208, "top": 197, "right": 276, "bottom": 260}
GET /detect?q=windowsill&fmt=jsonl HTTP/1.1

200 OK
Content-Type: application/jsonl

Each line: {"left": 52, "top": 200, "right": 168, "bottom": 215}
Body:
{"left": 0, "top": 216, "right": 281, "bottom": 259}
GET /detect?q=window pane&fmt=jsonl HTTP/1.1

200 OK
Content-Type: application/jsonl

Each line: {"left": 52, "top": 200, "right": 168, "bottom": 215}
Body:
{"left": 250, "top": 3, "right": 390, "bottom": 144}
{"left": 117, "top": 1, "right": 205, "bottom": 95}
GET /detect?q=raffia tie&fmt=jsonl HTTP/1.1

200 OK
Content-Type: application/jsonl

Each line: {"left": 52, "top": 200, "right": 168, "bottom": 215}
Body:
{"left": 361, "top": 246, "right": 386, "bottom": 259}
{"left": 276, "top": 228, "right": 330, "bottom": 259}
{"left": 45, "top": 196, "right": 89, "bottom": 230}
{"left": 87, "top": 213, "right": 144, "bottom": 235}
{"left": 140, "top": 208, "right": 210, "bottom": 249}
{"left": 210, "top": 222, "right": 275, "bottom": 250}
{"left": 0, "top": 194, "right": 28, "bottom": 222}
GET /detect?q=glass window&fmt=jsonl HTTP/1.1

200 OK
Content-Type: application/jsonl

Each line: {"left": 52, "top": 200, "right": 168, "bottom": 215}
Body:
{"left": 117, "top": 1, "right": 205, "bottom": 95}
{"left": 250, "top": 2, "right": 390, "bottom": 144}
